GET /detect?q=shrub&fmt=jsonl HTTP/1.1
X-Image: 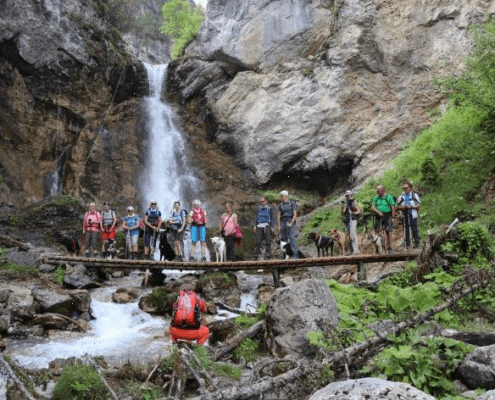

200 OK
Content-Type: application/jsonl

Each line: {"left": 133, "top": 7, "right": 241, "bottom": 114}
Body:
{"left": 52, "top": 363, "right": 107, "bottom": 400}
{"left": 232, "top": 338, "right": 259, "bottom": 363}
{"left": 54, "top": 267, "right": 66, "bottom": 286}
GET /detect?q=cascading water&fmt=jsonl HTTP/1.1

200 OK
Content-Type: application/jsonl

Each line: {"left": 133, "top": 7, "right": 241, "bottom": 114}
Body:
{"left": 141, "top": 63, "right": 209, "bottom": 261}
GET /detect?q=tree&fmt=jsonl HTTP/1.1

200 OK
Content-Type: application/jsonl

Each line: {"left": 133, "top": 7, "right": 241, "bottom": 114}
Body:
{"left": 160, "top": 0, "right": 204, "bottom": 59}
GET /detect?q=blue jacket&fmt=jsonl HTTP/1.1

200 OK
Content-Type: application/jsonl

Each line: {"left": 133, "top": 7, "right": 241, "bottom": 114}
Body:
{"left": 256, "top": 205, "right": 274, "bottom": 226}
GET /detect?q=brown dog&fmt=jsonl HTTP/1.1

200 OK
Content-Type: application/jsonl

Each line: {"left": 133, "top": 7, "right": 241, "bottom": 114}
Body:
{"left": 330, "top": 229, "right": 347, "bottom": 256}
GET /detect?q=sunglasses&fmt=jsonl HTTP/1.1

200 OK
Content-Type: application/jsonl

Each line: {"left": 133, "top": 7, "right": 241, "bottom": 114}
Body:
{"left": 151, "top": 203, "right": 157, "bottom": 205}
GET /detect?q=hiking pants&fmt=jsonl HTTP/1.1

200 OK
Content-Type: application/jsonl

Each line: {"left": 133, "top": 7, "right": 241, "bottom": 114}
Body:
{"left": 224, "top": 234, "right": 235, "bottom": 261}
{"left": 254, "top": 226, "right": 272, "bottom": 259}
{"left": 403, "top": 214, "right": 420, "bottom": 248}
{"left": 280, "top": 220, "right": 298, "bottom": 259}
{"left": 84, "top": 231, "right": 99, "bottom": 257}
{"left": 170, "top": 326, "right": 209, "bottom": 345}
{"left": 346, "top": 218, "right": 360, "bottom": 254}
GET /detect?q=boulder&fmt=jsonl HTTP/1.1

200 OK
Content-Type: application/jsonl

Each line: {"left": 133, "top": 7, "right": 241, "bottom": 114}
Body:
{"left": 0, "top": 312, "right": 11, "bottom": 333}
{"left": 265, "top": 279, "right": 338, "bottom": 358}
{"left": 29, "top": 314, "right": 68, "bottom": 330}
{"left": 32, "top": 286, "right": 73, "bottom": 314}
{"left": 112, "top": 288, "right": 138, "bottom": 304}
{"left": 308, "top": 378, "right": 435, "bottom": 400}
{"left": 458, "top": 344, "right": 495, "bottom": 389}
{"left": 7, "top": 294, "right": 36, "bottom": 322}
{"left": 199, "top": 272, "right": 242, "bottom": 307}
{"left": 63, "top": 265, "right": 101, "bottom": 289}
{"left": 256, "top": 284, "right": 274, "bottom": 305}
{"left": 69, "top": 290, "right": 91, "bottom": 313}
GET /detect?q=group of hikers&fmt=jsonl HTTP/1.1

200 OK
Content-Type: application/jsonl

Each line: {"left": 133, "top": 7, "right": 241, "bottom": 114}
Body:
{"left": 81, "top": 182, "right": 421, "bottom": 260}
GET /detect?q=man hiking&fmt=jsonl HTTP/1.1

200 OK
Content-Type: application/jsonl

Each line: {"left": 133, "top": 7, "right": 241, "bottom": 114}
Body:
{"left": 371, "top": 185, "right": 396, "bottom": 254}
{"left": 397, "top": 181, "right": 421, "bottom": 250}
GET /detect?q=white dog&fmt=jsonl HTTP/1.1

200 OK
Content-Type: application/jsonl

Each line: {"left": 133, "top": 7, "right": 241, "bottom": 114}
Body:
{"left": 372, "top": 233, "right": 383, "bottom": 254}
{"left": 211, "top": 236, "right": 226, "bottom": 263}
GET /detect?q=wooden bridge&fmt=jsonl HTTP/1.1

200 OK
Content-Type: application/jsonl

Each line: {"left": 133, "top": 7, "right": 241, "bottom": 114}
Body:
{"left": 42, "top": 252, "right": 420, "bottom": 285}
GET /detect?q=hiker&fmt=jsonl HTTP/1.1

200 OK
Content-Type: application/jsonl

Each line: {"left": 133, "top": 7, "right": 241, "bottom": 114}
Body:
{"left": 341, "top": 190, "right": 361, "bottom": 254}
{"left": 189, "top": 199, "right": 208, "bottom": 262}
{"left": 167, "top": 201, "right": 187, "bottom": 262}
{"left": 397, "top": 181, "right": 421, "bottom": 249}
{"left": 371, "top": 185, "right": 396, "bottom": 253}
{"left": 82, "top": 202, "right": 102, "bottom": 258}
{"left": 144, "top": 200, "right": 162, "bottom": 258}
{"left": 253, "top": 196, "right": 274, "bottom": 260}
{"left": 169, "top": 285, "right": 209, "bottom": 345}
{"left": 219, "top": 202, "right": 238, "bottom": 262}
{"left": 100, "top": 201, "right": 117, "bottom": 258}
{"left": 277, "top": 190, "right": 299, "bottom": 259}
{"left": 122, "top": 206, "right": 141, "bottom": 260}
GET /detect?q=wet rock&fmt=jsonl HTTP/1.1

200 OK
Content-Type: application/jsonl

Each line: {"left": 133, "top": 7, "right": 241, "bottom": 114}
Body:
{"left": 69, "top": 290, "right": 91, "bottom": 314}
{"left": 265, "top": 279, "right": 338, "bottom": 358}
{"left": 39, "top": 263, "right": 57, "bottom": 273}
{"left": 476, "top": 390, "right": 495, "bottom": 400}
{"left": 279, "top": 277, "right": 293, "bottom": 287}
{"left": 198, "top": 272, "right": 242, "bottom": 307}
{"left": 63, "top": 265, "right": 101, "bottom": 290}
{"left": 207, "top": 319, "right": 236, "bottom": 345}
{"left": 30, "top": 314, "right": 68, "bottom": 330}
{"left": 458, "top": 344, "right": 495, "bottom": 389}
{"left": 308, "top": 378, "right": 435, "bottom": 400}
{"left": 112, "top": 288, "right": 138, "bottom": 304}
{"left": 0, "top": 312, "right": 11, "bottom": 333}
{"left": 0, "top": 289, "right": 13, "bottom": 304}
{"left": 7, "top": 294, "right": 36, "bottom": 322}
{"left": 256, "top": 284, "right": 274, "bottom": 305}
{"left": 32, "top": 286, "right": 73, "bottom": 314}
{"left": 6, "top": 250, "right": 40, "bottom": 266}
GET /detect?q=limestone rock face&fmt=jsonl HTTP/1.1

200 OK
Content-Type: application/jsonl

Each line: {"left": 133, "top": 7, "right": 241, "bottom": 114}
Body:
{"left": 265, "top": 279, "right": 338, "bottom": 358}
{"left": 170, "top": 0, "right": 495, "bottom": 194}
{"left": 458, "top": 344, "right": 495, "bottom": 390}
{"left": 0, "top": 0, "right": 147, "bottom": 208}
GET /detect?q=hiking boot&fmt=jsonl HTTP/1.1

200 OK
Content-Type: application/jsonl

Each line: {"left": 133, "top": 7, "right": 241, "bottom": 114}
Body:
{"left": 202, "top": 257, "right": 207, "bottom": 262}
{"left": 189, "top": 257, "right": 195, "bottom": 262}
{"left": 177, "top": 256, "right": 183, "bottom": 262}
{"left": 387, "top": 248, "right": 394, "bottom": 254}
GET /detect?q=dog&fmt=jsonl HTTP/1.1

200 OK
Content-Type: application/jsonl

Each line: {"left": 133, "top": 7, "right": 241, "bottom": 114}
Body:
{"left": 279, "top": 240, "right": 305, "bottom": 260}
{"left": 361, "top": 231, "right": 383, "bottom": 254}
{"left": 104, "top": 240, "right": 116, "bottom": 259}
{"left": 159, "top": 230, "right": 176, "bottom": 261}
{"left": 60, "top": 236, "right": 81, "bottom": 255}
{"left": 211, "top": 236, "right": 227, "bottom": 263}
{"left": 330, "top": 229, "right": 347, "bottom": 256}
{"left": 308, "top": 232, "right": 334, "bottom": 257}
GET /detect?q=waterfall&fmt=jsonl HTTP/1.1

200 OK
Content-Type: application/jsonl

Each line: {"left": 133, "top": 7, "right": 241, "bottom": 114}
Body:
{"left": 141, "top": 63, "right": 209, "bottom": 261}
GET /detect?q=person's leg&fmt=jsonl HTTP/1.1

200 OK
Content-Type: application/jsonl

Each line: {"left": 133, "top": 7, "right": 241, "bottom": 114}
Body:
{"left": 144, "top": 228, "right": 151, "bottom": 256}
{"left": 227, "top": 234, "right": 235, "bottom": 261}
{"left": 265, "top": 226, "right": 272, "bottom": 259}
{"left": 200, "top": 226, "right": 207, "bottom": 260}
{"left": 196, "top": 326, "right": 210, "bottom": 345}
{"left": 384, "top": 214, "right": 393, "bottom": 252}
{"left": 131, "top": 234, "right": 139, "bottom": 259}
{"left": 253, "top": 227, "right": 263, "bottom": 260}
{"left": 280, "top": 222, "right": 288, "bottom": 242}
{"left": 91, "top": 232, "right": 99, "bottom": 258}
{"left": 403, "top": 214, "right": 411, "bottom": 248}
{"left": 288, "top": 224, "right": 298, "bottom": 259}
{"left": 190, "top": 226, "right": 198, "bottom": 260}
{"left": 350, "top": 219, "right": 360, "bottom": 254}
{"left": 410, "top": 217, "right": 420, "bottom": 248}
{"left": 84, "top": 231, "right": 92, "bottom": 257}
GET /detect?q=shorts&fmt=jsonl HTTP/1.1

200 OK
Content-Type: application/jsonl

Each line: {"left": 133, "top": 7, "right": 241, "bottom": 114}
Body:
{"left": 169, "top": 229, "right": 180, "bottom": 242}
{"left": 374, "top": 212, "right": 392, "bottom": 232}
{"left": 101, "top": 228, "right": 116, "bottom": 241}
{"left": 190, "top": 225, "right": 206, "bottom": 243}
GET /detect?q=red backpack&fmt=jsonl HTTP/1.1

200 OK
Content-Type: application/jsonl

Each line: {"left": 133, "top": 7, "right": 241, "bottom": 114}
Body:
{"left": 172, "top": 290, "right": 201, "bottom": 328}
{"left": 191, "top": 208, "right": 206, "bottom": 225}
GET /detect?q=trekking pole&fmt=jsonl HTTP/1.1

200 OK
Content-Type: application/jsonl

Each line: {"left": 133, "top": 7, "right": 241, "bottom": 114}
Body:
{"left": 403, "top": 212, "right": 407, "bottom": 251}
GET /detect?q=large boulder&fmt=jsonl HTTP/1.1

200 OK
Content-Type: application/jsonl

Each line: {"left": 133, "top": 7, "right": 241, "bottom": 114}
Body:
{"left": 308, "top": 378, "right": 435, "bottom": 400}
{"left": 458, "top": 344, "right": 495, "bottom": 389}
{"left": 198, "top": 272, "right": 242, "bottom": 308}
{"left": 7, "top": 294, "right": 36, "bottom": 322}
{"left": 265, "top": 279, "right": 338, "bottom": 358}
{"left": 63, "top": 265, "right": 101, "bottom": 290}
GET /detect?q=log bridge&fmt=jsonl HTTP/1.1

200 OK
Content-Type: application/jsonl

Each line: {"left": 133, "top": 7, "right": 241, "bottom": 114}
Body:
{"left": 42, "top": 252, "right": 419, "bottom": 285}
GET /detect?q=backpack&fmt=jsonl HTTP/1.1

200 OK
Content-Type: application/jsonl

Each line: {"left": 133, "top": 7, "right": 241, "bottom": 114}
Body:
{"left": 101, "top": 209, "right": 116, "bottom": 227}
{"left": 191, "top": 208, "right": 206, "bottom": 225}
{"left": 172, "top": 290, "right": 201, "bottom": 328}
{"left": 180, "top": 209, "right": 188, "bottom": 228}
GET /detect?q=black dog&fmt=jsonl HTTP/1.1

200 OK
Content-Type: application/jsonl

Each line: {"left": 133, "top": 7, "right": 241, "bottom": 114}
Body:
{"left": 60, "top": 236, "right": 81, "bottom": 255}
{"left": 279, "top": 240, "right": 306, "bottom": 259}
{"left": 308, "top": 232, "right": 334, "bottom": 257}
{"left": 159, "top": 230, "right": 176, "bottom": 261}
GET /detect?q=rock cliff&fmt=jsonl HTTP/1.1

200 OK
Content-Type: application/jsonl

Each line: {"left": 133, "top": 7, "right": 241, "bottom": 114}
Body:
{"left": 168, "top": 0, "right": 495, "bottom": 195}
{"left": 0, "top": 0, "right": 148, "bottom": 208}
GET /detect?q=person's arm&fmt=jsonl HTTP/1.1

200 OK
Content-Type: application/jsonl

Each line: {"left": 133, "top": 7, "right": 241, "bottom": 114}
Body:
{"left": 144, "top": 214, "right": 151, "bottom": 229}
{"left": 155, "top": 216, "right": 162, "bottom": 230}
{"left": 291, "top": 209, "right": 297, "bottom": 225}
{"left": 233, "top": 213, "right": 238, "bottom": 227}
{"left": 269, "top": 207, "right": 274, "bottom": 227}
{"left": 354, "top": 202, "right": 361, "bottom": 215}
{"left": 179, "top": 213, "right": 186, "bottom": 232}
{"left": 204, "top": 213, "right": 208, "bottom": 226}
{"left": 341, "top": 201, "right": 346, "bottom": 215}
{"left": 83, "top": 213, "right": 87, "bottom": 234}
{"left": 371, "top": 198, "right": 382, "bottom": 217}
{"left": 413, "top": 193, "right": 421, "bottom": 210}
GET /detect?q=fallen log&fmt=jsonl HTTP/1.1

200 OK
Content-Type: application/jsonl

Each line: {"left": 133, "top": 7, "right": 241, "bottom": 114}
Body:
{"left": 214, "top": 301, "right": 259, "bottom": 317}
{"left": 212, "top": 320, "right": 264, "bottom": 361}
{"left": 48, "top": 313, "right": 87, "bottom": 332}
{"left": 0, "top": 355, "right": 36, "bottom": 400}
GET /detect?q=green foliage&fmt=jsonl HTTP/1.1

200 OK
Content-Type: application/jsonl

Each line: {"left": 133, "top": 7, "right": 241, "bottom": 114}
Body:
{"left": 363, "top": 329, "right": 473, "bottom": 397}
{"left": 134, "top": 13, "right": 162, "bottom": 38}
{"left": 160, "top": 0, "right": 204, "bottom": 59}
{"left": 213, "top": 363, "right": 242, "bottom": 379}
{"left": 192, "top": 345, "right": 214, "bottom": 370}
{"left": 421, "top": 156, "right": 440, "bottom": 187}
{"left": 52, "top": 363, "right": 107, "bottom": 400}
{"left": 456, "top": 222, "right": 493, "bottom": 259}
{"left": 0, "top": 174, "right": 3, "bottom": 184}
{"left": 232, "top": 338, "right": 259, "bottom": 363}
{"left": 0, "top": 247, "right": 7, "bottom": 264}
{"left": 318, "top": 364, "right": 335, "bottom": 385}
{"left": 200, "top": 272, "right": 235, "bottom": 288}
{"left": 126, "top": 381, "right": 164, "bottom": 400}
{"left": 54, "top": 267, "right": 66, "bottom": 286}
{"left": 160, "top": 348, "right": 179, "bottom": 373}
{"left": 30, "top": 196, "right": 83, "bottom": 214}
{"left": 93, "top": 0, "right": 143, "bottom": 32}
{"left": 301, "top": 68, "right": 314, "bottom": 76}
{"left": 1, "top": 264, "right": 39, "bottom": 278}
